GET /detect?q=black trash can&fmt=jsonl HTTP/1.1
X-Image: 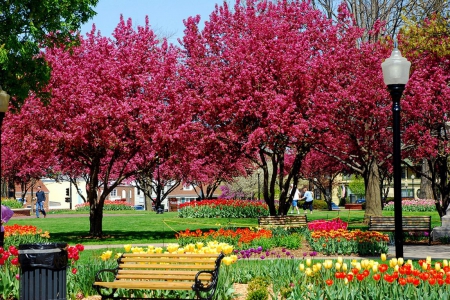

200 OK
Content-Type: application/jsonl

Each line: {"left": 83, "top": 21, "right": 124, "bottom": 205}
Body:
{"left": 18, "top": 243, "right": 68, "bottom": 300}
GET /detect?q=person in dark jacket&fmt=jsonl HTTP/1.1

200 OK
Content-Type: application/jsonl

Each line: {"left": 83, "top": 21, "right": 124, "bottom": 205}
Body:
{"left": 35, "top": 186, "right": 47, "bottom": 218}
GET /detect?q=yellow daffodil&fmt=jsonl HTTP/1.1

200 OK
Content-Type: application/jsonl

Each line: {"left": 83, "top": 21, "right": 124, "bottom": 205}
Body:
{"left": 155, "top": 247, "right": 163, "bottom": 253}
{"left": 196, "top": 242, "right": 204, "bottom": 250}
{"left": 115, "top": 253, "right": 123, "bottom": 259}
{"left": 124, "top": 244, "right": 132, "bottom": 252}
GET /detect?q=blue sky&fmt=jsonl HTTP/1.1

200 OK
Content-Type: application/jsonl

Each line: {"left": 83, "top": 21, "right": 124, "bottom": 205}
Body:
{"left": 80, "top": 0, "right": 222, "bottom": 44}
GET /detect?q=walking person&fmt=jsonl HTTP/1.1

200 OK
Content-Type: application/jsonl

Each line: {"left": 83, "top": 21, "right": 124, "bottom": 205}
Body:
{"left": 300, "top": 187, "right": 314, "bottom": 214}
{"left": 289, "top": 184, "right": 300, "bottom": 214}
{"left": 35, "top": 186, "right": 47, "bottom": 218}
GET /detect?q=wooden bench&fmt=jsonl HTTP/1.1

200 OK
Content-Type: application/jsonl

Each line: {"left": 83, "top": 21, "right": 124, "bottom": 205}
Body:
{"left": 258, "top": 215, "right": 307, "bottom": 228}
{"left": 368, "top": 216, "right": 431, "bottom": 245}
{"left": 93, "top": 252, "right": 224, "bottom": 300}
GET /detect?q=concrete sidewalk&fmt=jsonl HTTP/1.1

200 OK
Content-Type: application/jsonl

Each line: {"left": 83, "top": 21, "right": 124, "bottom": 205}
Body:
{"left": 387, "top": 244, "right": 450, "bottom": 260}
{"left": 82, "top": 243, "right": 450, "bottom": 260}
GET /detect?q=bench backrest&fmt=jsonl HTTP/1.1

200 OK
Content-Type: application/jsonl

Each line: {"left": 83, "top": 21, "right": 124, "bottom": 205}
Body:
{"left": 369, "top": 216, "right": 431, "bottom": 231}
{"left": 115, "top": 253, "right": 222, "bottom": 282}
{"left": 258, "top": 215, "right": 307, "bottom": 227}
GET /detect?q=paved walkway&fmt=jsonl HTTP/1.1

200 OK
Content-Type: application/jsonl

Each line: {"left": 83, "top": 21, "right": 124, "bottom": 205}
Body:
{"left": 81, "top": 243, "right": 450, "bottom": 260}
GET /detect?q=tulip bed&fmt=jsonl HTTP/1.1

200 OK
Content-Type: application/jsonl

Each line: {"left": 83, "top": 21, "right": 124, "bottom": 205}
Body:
{"left": 178, "top": 199, "right": 269, "bottom": 218}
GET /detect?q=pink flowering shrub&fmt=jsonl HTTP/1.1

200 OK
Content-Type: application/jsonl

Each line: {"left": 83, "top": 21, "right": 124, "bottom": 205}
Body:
{"left": 307, "top": 218, "right": 348, "bottom": 231}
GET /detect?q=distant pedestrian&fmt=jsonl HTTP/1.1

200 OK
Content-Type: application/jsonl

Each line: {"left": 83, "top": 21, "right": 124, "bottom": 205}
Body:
{"left": 300, "top": 187, "right": 314, "bottom": 214}
{"left": 35, "top": 186, "right": 47, "bottom": 218}
{"left": 289, "top": 184, "right": 300, "bottom": 214}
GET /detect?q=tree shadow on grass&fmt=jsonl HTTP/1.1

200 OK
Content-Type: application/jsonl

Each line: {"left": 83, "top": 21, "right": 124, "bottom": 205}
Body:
{"left": 50, "top": 230, "right": 177, "bottom": 245}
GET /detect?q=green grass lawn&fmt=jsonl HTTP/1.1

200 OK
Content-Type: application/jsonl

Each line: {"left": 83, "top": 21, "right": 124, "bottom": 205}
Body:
{"left": 8, "top": 209, "right": 441, "bottom": 246}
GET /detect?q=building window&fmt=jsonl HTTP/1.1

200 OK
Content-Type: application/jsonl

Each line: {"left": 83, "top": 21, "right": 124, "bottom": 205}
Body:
{"left": 111, "top": 189, "right": 117, "bottom": 197}
{"left": 183, "top": 184, "right": 193, "bottom": 191}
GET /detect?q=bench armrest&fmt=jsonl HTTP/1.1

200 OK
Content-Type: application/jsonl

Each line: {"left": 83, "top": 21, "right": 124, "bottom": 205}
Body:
{"left": 192, "top": 253, "right": 224, "bottom": 300}
{"left": 93, "top": 268, "right": 118, "bottom": 297}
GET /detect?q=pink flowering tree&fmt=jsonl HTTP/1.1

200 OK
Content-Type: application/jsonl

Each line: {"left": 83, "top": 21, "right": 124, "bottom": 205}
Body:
{"left": 2, "top": 16, "right": 188, "bottom": 237}
{"left": 181, "top": 0, "right": 368, "bottom": 215}
{"left": 400, "top": 15, "right": 450, "bottom": 217}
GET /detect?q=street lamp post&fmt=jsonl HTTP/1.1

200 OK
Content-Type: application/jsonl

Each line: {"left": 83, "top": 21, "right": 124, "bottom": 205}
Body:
{"left": 381, "top": 47, "right": 411, "bottom": 259}
{"left": 411, "top": 175, "right": 415, "bottom": 199}
{"left": 0, "top": 86, "right": 10, "bottom": 247}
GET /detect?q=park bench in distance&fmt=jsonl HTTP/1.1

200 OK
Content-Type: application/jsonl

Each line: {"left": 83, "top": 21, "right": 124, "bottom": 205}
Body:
{"left": 368, "top": 216, "right": 431, "bottom": 245}
{"left": 93, "top": 252, "right": 224, "bottom": 300}
{"left": 258, "top": 215, "right": 308, "bottom": 228}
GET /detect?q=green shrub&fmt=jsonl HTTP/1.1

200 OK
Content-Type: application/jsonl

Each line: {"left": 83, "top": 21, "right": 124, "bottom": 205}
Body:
{"left": 247, "top": 277, "right": 270, "bottom": 300}
{"left": 2, "top": 198, "right": 23, "bottom": 209}
{"left": 246, "top": 288, "right": 268, "bottom": 300}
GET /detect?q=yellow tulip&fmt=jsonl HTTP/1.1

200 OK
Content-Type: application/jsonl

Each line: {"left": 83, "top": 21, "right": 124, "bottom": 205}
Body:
{"left": 337, "top": 256, "right": 343, "bottom": 264}
{"left": 355, "top": 262, "right": 361, "bottom": 271}
{"left": 435, "top": 262, "right": 441, "bottom": 272}
{"left": 443, "top": 260, "right": 448, "bottom": 267}
{"left": 306, "top": 258, "right": 312, "bottom": 267}
{"left": 335, "top": 262, "right": 341, "bottom": 271}
{"left": 394, "top": 265, "right": 399, "bottom": 272}
{"left": 344, "top": 278, "right": 349, "bottom": 285}
{"left": 381, "top": 253, "right": 387, "bottom": 261}
{"left": 422, "top": 262, "right": 428, "bottom": 270}
{"left": 155, "top": 247, "right": 163, "bottom": 253}
{"left": 342, "top": 263, "right": 348, "bottom": 272}
{"left": 372, "top": 263, "right": 378, "bottom": 273}
{"left": 299, "top": 263, "right": 305, "bottom": 271}
{"left": 390, "top": 258, "right": 397, "bottom": 268}
{"left": 305, "top": 268, "right": 313, "bottom": 276}
{"left": 324, "top": 260, "right": 333, "bottom": 269}
{"left": 397, "top": 258, "right": 404, "bottom": 266}
{"left": 196, "top": 242, "right": 204, "bottom": 250}
{"left": 426, "top": 256, "right": 431, "bottom": 264}
{"left": 124, "top": 244, "right": 132, "bottom": 252}
{"left": 222, "top": 257, "right": 233, "bottom": 266}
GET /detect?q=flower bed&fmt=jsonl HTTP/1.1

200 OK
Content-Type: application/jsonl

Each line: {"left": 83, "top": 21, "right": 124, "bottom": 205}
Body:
{"left": 75, "top": 200, "right": 135, "bottom": 211}
{"left": 177, "top": 199, "right": 269, "bottom": 218}
{"left": 384, "top": 199, "right": 437, "bottom": 212}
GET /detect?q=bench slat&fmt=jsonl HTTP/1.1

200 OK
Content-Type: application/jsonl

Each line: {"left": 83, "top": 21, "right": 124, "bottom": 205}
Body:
{"left": 116, "top": 274, "right": 212, "bottom": 281}
{"left": 119, "top": 263, "right": 215, "bottom": 270}
{"left": 258, "top": 215, "right": 307, "bottom": 227}
{"left": 94, "top": 281, "right": 196, "bottom": 291}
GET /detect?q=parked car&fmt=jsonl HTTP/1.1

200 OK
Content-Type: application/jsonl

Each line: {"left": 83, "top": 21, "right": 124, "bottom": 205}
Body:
{"left": 356, "top": 199, "right": 366, "bottom": 204}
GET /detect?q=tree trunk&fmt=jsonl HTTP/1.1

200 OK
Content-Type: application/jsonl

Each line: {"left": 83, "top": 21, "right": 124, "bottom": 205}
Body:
{"left": 89, "top": 196, "right": 104, "bottom": 237}
{"left": 420, "top": 158, "right": 433, "bottom": 199}
{"left": 364, "top": 162, "right": 382, "bottom": 222}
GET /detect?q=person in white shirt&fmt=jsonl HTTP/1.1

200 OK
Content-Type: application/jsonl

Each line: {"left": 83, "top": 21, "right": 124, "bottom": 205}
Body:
{"left": 289, "top": 184, "right": 301, "bottom": 214}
